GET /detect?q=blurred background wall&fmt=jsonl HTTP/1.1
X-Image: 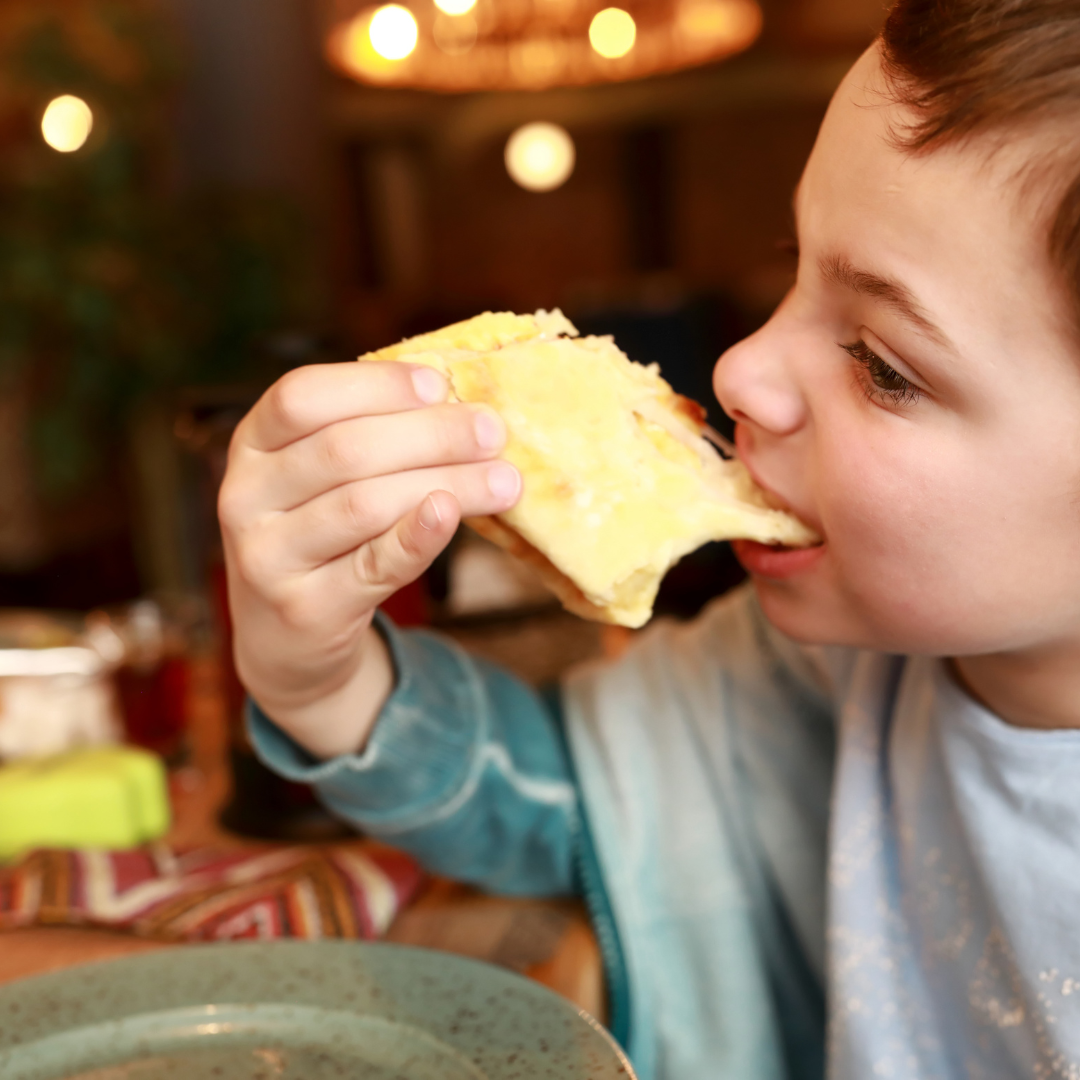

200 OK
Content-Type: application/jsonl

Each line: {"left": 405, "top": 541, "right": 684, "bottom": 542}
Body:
{"left": 0, "top": 0, "right": 885, "bottom": 612}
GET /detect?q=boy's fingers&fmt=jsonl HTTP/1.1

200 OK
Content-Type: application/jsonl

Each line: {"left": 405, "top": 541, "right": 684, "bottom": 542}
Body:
{"left": 351, "top": 490, "right": 462, "bottom": 609}
{"left": 249, "top": 404, "right": 506, "bottom": 514}
{"left": 241, "top": 362, "right": 448, "bottom": 453}
{"left": 296, "top": 491, "right": 462, "bottom": 627}
{"left": 269, "top": 460, "right": 521, "bottom": 570}
{"left": 237, "top": 492, "right": 458, "bottom": 643}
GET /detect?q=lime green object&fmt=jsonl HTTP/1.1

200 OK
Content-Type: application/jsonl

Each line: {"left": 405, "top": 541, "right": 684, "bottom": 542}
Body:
{"left": 0, "top": 746, "right": 169, "bottom": 861}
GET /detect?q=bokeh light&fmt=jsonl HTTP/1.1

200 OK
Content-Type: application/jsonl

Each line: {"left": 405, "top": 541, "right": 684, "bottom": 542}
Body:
{"left": 676, "top": 0, "right": 762, "bottom": 51}
{"left": 504, "top": 123, "right": 575, "bottom": 192}
{"left": 434, "top": 12, "right": 478, "bottom": 54}
{"left": 589, "top": 8, "right": 636, "bottom": 59}
{"left": 341, "top": 11, "right": 387, "bottom": 75}
{"left": 434, "top": 0, "right": 476, "bottom": 14}
{"left": 509, "top": 37, "right": 566, "bottom": 84}
{"left": 41, "top": 95, "right": 94, "bottom": 153}
{"left": 368, "top": 4, "right": 418, "bottom": 60}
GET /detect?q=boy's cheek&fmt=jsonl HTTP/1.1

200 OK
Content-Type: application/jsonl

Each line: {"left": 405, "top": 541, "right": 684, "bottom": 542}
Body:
{"left": 785, "top": 404, "right": 1080, "bottom": 650}
{"left": 799, "top": 453, "right": 983, "bottom": 647}
{"left": 816, "top": 481, "right": 1068, "bottom": 654}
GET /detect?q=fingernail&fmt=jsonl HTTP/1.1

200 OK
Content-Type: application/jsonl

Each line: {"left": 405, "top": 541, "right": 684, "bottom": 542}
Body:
{"left": 412, "top": 367, "right": 447, "bottom": 405}
{"left": 473, "top": 409, "right": 505, "bottom": 451}
{"left": 487, "top": 462, "right": 521, "bottom": 502}
{"left": 418, "top": 494, "right": 442, "bottom": 530}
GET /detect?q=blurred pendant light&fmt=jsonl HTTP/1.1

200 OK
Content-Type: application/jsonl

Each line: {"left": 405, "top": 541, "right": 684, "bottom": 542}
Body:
{"left": 505, "top": 122, "right": 575, "bottom": 191}
{"left": 326, "top": 0, "right": 763, "bottom": 92}
{"left": 589, "top": 8, "right": 636, "bottom": 58}
{"left": 368, "top": 4, "right": 419, "bottom": 59}
{"left": 41, "top": 95, "right": 94, "bottom": 153}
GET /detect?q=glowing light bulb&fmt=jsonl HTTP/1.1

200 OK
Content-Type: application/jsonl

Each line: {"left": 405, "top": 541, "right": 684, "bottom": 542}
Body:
{"left": 505, "top": 122, "right": 575, "bottom": 192}
{"left": 369, "top": 4, "right": 418, "bottom": 60}
{"left": 434, "top": 0, "right": 476, "bottom": 14}
{"left": 589, "top": 8, "right": 636, "bottom": 59}
{"left": 41, "top": 95, "right": 93, "bottom": 153}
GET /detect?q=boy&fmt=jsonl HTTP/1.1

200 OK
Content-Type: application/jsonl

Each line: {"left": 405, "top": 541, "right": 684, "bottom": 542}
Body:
{"left": 218, "top": 0, "right": 1080, "bottom": 1076}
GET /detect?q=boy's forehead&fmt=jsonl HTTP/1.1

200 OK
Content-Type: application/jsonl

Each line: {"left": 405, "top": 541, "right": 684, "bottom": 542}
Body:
{"left": 804, "top": 47, "right": 933, "bottom": 210}
{"left": 803, "top": 45, "right": 1055, "bottom": 253}
{"left": 797, "top": 44, "right": 1077, "bottom": 361}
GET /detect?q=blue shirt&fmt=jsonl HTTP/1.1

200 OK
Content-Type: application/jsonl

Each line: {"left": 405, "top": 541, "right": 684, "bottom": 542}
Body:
{"left": 249, "top": 585, "right": 1080, "bottom": 1080}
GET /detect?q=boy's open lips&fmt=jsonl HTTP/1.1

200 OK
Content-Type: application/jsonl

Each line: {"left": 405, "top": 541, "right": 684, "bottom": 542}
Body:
{"left": 730, "top": 444, "right": 824, "bottom": 578}
{"left": 731, "top": 538, "right": 826, "bottom": 579}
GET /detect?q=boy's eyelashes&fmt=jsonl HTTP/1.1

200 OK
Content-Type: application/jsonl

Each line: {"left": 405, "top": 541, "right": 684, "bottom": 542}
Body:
{"left": 841, "top": 339, "right": 922, "bottom": 406}
{"left": 766, "top": 239, "right": 923, "bottom": 409}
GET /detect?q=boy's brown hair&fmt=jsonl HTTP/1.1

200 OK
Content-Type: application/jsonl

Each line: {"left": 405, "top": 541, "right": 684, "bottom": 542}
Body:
{"left": 881, "top": 0, "right": 1080, "bottom": 320}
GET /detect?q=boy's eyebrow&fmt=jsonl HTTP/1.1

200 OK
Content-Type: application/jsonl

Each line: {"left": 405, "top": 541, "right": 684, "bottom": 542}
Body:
{"left": 820, "top": 253, "right": 955, "bottom": 351}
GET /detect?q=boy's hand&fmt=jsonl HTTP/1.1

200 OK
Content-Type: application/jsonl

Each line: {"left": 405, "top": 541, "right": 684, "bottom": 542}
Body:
{"left": 218, "top": 361, "right": 521, "bottom": 759}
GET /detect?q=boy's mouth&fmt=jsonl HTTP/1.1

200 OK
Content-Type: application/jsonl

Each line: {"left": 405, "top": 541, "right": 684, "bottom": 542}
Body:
{"left": 734, "top": 435, "right": 823, "bottom": 545}
{"left": 731, "top": 538, "right": 825, "bottom": 579}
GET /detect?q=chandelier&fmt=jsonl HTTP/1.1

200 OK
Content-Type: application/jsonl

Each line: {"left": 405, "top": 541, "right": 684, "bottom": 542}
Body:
{"left": 325, "top": 0, "right": 763, "bottom": 93}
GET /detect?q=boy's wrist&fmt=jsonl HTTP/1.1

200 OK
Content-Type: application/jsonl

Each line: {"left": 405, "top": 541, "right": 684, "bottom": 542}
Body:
{"left": 248, "top": 624, "right": 395, "bottom": 761}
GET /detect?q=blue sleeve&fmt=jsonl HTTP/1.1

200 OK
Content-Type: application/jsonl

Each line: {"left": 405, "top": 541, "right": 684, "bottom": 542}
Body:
{"left": 246, "top": 612, "right": 579, "bottom": 897}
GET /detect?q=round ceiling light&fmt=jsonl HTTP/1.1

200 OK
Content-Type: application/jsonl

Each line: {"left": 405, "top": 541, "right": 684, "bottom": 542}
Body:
{"left": 41, "top": 95, "right": 93, "bottom": 153}
{"left": 368, "top": 4, "right": 419, "bottom": 60}
{"left": 588, "top": 8, "right": 636, "bottom": 59}
{"left": 505, "top": 122, "right": 576, "bottom": 193}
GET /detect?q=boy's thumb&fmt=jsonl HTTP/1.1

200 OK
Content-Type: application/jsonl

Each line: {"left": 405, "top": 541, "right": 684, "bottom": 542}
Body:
{"left": 358, "top": 490, "right": 460, "bottom": 607}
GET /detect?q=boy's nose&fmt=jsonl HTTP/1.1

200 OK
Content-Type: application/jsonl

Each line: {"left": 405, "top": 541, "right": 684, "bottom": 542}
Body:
{"left": 713, "top": 322, "right": 808, "bottom": 439}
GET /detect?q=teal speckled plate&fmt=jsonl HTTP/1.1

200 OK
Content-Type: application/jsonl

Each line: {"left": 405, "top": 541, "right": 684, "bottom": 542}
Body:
{"left": 0, "top": 941, "right": 635, "bottom": 1080}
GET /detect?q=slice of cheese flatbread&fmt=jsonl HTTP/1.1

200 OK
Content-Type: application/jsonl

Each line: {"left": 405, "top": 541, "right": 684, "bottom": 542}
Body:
{"left": 360, "top": 309, "right": 818, "bottom": 627}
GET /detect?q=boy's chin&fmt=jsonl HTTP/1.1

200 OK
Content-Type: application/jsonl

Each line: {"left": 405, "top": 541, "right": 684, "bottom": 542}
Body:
{"left": 749, "top": 577, "right": 883, "bottom": 649}
{"left": 750, "top": 577, "right": 839, "bottom": 643}
{"left": 752, "top": 580, "right": 985, "bottom": 655}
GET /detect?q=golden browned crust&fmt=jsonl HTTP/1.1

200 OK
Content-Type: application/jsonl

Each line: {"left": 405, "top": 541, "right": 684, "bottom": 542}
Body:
{"left": 462, "top": 514, "right": 618, "bottom": 624}
{"left": 672, "top": 392, "right": 707, "bottom": 430}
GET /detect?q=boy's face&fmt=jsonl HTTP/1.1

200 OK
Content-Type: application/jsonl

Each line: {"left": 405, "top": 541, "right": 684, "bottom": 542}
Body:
{"left": 715, "top": 44, "right": 1080, "bottom": 656}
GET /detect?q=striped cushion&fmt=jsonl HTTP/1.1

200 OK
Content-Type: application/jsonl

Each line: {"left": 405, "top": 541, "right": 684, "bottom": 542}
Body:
{"left": 0, "top": 843, "right": 424, "bottom": 941}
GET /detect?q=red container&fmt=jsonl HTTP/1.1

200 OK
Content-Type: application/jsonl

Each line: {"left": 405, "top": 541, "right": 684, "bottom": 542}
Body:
{"left": 115, "top": 653, "right": 189, "bottom": 760}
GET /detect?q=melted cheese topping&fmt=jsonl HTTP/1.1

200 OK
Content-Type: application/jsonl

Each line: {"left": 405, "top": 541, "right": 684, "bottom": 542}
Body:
{"left": 363, "top": 310, "right": 818, "bottom": 627}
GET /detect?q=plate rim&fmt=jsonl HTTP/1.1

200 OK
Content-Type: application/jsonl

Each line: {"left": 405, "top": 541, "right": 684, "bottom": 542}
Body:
{"left": 0, "top": 939, "right": 637, "bottom": 1080}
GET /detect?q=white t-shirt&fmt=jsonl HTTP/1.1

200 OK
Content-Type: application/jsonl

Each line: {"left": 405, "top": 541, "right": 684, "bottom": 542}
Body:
{"left": 565, "top": 585, "right": 1080, "bottom": 1080}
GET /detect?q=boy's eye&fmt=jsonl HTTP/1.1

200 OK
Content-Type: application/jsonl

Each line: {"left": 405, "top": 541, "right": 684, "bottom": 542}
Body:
{"left": 841, "top": 339, "right": 921, "bottom": 406}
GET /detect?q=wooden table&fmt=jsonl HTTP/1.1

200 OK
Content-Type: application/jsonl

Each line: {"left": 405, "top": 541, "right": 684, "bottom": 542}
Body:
{"left": 0, "top": 655, "right": 605, "bottom": 1021}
